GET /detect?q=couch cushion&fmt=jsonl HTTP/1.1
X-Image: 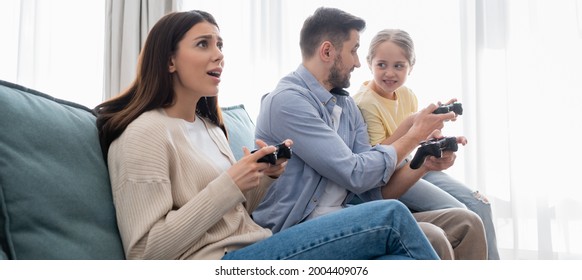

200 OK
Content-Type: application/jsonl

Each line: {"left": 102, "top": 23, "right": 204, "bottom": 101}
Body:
{"left": 0, "top": 80, "right": 125, "bottom": 259}
{"left": 221, "top": 104, "right": 256, "bottom": 161}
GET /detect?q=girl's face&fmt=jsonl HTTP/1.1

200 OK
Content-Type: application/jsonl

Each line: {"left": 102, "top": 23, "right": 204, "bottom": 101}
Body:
{"left": 369, "top": 41, "right": 411, "bottom": 96}
{"left": 169, "top": 21, "right": 224, "bottom": 100}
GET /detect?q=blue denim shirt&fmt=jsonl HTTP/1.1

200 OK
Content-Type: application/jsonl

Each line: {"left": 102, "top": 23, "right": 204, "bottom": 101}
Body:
{"left": 252, "top": 65, "right": 398, "bottom": 233}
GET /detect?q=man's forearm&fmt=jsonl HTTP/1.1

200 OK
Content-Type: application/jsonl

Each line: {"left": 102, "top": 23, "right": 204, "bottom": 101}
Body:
{"left": 386, "top": 132, "right": 423, "bottom": 164}
{"left": 381, "top": 164, "right": 427, "bottom": 199}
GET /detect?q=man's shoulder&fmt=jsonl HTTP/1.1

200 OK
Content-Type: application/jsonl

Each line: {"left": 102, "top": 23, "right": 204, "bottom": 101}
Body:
{"left": 265, "top": 79, "right": 316, "bottom": 107}
{"left": 272, "top": 76, "right": 310, "bottom": 95}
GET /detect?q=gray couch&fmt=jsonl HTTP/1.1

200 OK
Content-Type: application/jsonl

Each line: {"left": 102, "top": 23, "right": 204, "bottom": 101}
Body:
{"left": 0, "top": 80, "right": 256, "bottom": 259}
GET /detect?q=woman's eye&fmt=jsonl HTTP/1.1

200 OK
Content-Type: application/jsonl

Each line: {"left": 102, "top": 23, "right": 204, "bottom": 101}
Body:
{"left": 217, "top": 42, "right": 223, "bottom": 51}
{"left": 377, "top": 63, "right": 386, "bottom": 68}
{"left": 197, "top": 40, "right": 208, "bottom": 48}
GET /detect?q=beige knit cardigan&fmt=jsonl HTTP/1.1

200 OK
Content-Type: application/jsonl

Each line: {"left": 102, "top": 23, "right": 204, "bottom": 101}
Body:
{"left": 107, "top": 109, "right": 273, "bottom": 259}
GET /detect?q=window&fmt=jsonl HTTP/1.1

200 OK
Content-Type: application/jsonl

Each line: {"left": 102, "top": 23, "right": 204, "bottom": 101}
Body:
{"left": 0, "top": 0, "right": 105, "bottom": 108}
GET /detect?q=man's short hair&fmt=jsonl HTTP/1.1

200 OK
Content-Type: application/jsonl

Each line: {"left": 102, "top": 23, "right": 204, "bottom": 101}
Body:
{"left": 299, "top": 7, "right": 366, "bottom": 59}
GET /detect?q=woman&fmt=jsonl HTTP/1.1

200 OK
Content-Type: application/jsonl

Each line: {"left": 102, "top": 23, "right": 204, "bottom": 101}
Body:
{"left": 95, "top": 10, "right": 439, "bottom": 260}
{"left": 353, "top": 29, "right": 499, "bottom": 259}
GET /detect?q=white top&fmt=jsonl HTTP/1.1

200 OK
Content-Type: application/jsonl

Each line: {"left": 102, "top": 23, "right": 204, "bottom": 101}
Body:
{"left": 184, "top": 117, "right": 231, "bottom": 172}
{"left": 307, "top": 104, "right": 348, "bottom": 220}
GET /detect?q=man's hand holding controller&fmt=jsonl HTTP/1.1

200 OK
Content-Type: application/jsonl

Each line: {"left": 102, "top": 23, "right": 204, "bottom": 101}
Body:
{"left": 409, "top": 100, "right": 465, "bottom": 170}
{"left": 433, "top": 99, "right": 462, "bottom": 123}
{"left": 410, "top": 137, "right": 458, "bottom": 169}
{"left": 408, "top": 103, "right": 457, "bottom": 143}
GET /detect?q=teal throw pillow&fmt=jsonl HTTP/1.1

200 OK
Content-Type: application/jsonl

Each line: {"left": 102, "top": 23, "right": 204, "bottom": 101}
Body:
{"left": 221, "top": 104, "right": 256, "bottom": 161}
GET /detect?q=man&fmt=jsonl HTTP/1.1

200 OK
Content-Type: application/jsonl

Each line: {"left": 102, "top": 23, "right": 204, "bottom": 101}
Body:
{"left": 253, "top": 7, "right": 487, "bottom": 260}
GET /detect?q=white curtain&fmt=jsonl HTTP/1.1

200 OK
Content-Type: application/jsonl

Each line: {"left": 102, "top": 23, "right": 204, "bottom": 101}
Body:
{"left": 0, "top": 0, "right": 105, "bottom": 108}
{"left": 103, "top": 0, "right": 178, "bottom": 99}
{"left": 464, "top": 0, "right": 582, "bottom": 259}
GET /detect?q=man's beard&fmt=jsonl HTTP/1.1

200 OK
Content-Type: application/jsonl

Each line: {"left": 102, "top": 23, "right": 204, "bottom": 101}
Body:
{"left": 328, "top": 55, "right": 351, "bottom": 89}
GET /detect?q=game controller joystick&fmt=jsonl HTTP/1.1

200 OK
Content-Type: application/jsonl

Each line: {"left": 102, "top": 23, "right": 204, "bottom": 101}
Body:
{"left": 409, "top": 137, "right": 458, "bottom": 169}
{"left": 256, "top": 153, "right": 277, "bottom": 165}
{"left": 433, "top": 102, "right": 463, "bottom": 115}
{"left": 274, "top": 142, "right": 292, "bottom": 160}
{"left": 253, "top": 142, "right": 292, "bottom": 164}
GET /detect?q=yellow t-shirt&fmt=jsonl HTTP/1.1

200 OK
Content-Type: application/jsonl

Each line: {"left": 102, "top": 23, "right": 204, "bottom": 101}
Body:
{"left": 353, "top": 81, "right": 418, "bottom": 145}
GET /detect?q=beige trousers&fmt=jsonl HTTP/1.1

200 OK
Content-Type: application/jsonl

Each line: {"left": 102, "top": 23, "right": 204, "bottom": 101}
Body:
{"left": 413, "top": 208, "right": 487, "bottom": 260}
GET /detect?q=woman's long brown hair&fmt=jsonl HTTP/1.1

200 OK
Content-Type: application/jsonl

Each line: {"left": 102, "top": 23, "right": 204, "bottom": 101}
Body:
{"left": 94, "top": 10, "right": 226, "bottom": 160}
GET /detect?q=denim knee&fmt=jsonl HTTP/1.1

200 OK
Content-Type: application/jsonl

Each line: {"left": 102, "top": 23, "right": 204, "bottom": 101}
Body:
{"left": 465, "top": 191, "right": 493, "bottom": 214}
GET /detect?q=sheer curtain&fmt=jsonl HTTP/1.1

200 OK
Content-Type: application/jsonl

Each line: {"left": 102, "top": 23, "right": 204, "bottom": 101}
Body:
{"left": 0, "top": 0, "right": 105, "bottom": 108}
{"left": 180, "top": 0, "right": 582, "bottom": 259}
{"left": 0, "top": 0, "right": 177, "bottom": 107}
{"left": 103, "top": 0, "right": 177, "bottom": 99}
{"left": 464, "top": 0, "right": 582, "bottom": 259}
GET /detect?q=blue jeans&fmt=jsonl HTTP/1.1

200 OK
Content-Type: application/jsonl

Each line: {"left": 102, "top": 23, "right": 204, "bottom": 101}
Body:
{"left": 398, "top": 171, "right": 499, "bottom": 260}
{"left": 222, "top": 200, "right": 439, "bottom": 260}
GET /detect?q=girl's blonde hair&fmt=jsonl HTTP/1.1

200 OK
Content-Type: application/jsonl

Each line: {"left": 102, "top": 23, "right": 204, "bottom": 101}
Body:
{"left": 367, "top": 29, "right": 416, "bottom": 67}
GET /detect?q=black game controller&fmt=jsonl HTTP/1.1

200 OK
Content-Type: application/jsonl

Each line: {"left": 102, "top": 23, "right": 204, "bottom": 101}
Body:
{"left": 252, "top": 142, "right": 292, "bottom": 164}
{"left": 409, "top": 137, "right": 458, "bottom": 169}
{"left": 433, "top": 102, "right": 463, "bottom": 115}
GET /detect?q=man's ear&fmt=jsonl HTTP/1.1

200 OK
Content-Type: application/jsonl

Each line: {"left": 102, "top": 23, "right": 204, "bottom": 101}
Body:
{"left": 320, "top": 41, "right": 334, "bottom": 61}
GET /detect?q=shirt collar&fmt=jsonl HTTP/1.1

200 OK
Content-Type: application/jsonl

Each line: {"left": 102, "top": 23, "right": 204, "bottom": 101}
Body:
{"left": 295, "top": 64, "right": 348, "bottom": 108}
{"left": 330, "top": 88, "right": 349, "bottom": 96}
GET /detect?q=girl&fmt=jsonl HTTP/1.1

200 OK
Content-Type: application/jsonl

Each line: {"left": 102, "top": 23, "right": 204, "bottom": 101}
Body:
{"left": 354, "top": 29, "right": 499, "bottom": 259}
